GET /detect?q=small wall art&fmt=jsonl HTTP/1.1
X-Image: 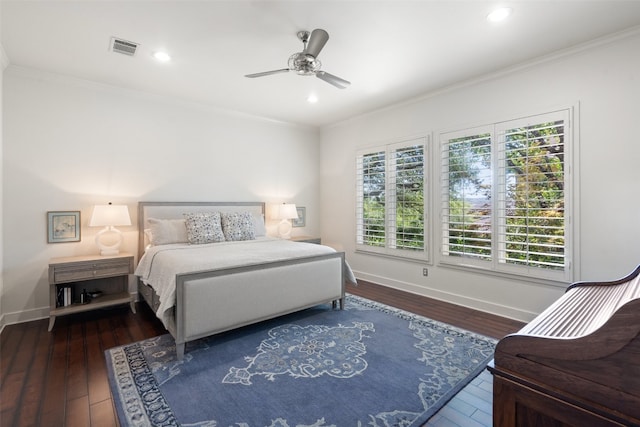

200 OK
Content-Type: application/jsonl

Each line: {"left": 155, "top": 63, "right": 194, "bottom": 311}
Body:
{"left": 47, "top": 211, "right": 81, "bottom": 243}
{"left": 293, "top": 206, "right": 306, "bottom": 227}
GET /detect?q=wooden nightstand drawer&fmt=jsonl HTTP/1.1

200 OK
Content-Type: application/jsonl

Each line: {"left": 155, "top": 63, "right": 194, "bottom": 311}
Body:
{"left": 52, "top": 260, "right": 132, "bottom": 284}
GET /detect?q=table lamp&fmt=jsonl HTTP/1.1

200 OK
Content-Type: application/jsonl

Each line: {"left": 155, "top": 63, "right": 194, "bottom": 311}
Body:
{"left": 89, "top": 203, "right": 131, "bottom": 255}
{"left": 277, "top": 203, "right": 298, "bottom": 239}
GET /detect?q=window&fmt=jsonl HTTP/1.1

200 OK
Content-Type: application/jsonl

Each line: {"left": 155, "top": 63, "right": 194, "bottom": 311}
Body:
{"left": 356, "top": 138, "right": 427, "bottom": 260}
{"left": 440, "top": 110, "right": 572, "bottom": 282}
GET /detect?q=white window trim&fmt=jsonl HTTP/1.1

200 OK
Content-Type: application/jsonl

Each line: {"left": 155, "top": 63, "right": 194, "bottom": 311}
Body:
{"left": 437, "top": 107, "right": 576, "bottom": 285}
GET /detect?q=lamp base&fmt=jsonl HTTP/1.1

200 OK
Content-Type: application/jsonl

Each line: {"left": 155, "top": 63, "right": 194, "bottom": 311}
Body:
{"left": 277, "top": 219, "right": 292, "bottom": 239}
{"left": 95, "top": 226, "right": 123, "bottom": 256}
{"left": 99, "top": 248, "right": 120, "bottom": 256}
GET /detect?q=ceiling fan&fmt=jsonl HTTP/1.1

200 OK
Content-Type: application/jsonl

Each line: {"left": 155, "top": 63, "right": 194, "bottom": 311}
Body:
{"left": 245, "top": 29, "right": 350, "bottom": 89}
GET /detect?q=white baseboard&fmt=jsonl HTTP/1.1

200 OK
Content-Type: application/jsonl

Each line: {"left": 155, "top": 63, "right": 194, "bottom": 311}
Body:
{"left": 353, "top": 270, "right": 537, "bottom": 323}
{"left": 0, "top": 306, "right": 49, "bottom": 332}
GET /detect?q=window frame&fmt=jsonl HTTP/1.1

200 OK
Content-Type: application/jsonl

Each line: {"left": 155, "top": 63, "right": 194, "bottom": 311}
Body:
{"left": 356, "top": 137, "right": 430, "bottom": 262}
{"left": 438, "top": 108, "right": 574, "bottom": 284}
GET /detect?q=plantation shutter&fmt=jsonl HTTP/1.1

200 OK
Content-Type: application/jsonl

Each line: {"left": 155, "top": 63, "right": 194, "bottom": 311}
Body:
{"left": 496, "top": 111, "right": 570, "bottom": 278}
{"left": 390, "top": 143, "right": 425, "bottom": 251}
{"left": 356, "top": 150, "right": 386, "bottom": 248}
{"left": 440, "top": 129, "right": 493, "bottom": 264}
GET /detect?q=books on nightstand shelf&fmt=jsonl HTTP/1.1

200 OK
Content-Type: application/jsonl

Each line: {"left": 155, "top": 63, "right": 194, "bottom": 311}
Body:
{"left": 57, "top": 286, "right": 72, "bottom": 307}
{"left": 56, "top": 286, "right": 91, "bottom": 307}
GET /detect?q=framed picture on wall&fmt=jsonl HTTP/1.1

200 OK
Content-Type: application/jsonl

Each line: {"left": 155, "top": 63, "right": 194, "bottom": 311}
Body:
{"left": 292, "top": 206, "right": 306, "bottom": 227}
{"left": 47, "top": 211, "right": 81, "bottom": 243}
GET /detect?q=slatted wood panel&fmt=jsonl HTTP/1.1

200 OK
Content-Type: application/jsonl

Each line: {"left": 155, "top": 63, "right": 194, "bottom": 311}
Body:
{"left": 0, "top": 280, "right": 525, "bottom": 426}
{"left": 520, "top": 274, "right": 640, "bottom": 337}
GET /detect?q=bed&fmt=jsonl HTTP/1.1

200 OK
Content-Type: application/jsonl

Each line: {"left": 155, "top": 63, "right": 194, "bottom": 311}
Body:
{"left": 135, "top": 201, "right": 352, "bottom": 360}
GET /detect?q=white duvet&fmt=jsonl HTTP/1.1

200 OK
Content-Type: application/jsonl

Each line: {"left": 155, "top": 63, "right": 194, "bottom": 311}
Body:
{"left": 135, "top": 237, "right": 355, "bottom": 327}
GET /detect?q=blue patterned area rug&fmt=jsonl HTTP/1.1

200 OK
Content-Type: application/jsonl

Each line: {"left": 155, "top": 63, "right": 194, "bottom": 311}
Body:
{"left": 105, "top": 294, "right": 496, "bottom": 427}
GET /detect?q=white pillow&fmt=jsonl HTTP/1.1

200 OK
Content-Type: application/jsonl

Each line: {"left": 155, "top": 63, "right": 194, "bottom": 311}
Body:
{"left": 147, "top": 218, "right": 188, "bottom": 246}
{"left": 144, "top": 228, "right": 153, "bottom": 246}
{"left": 221, "top": 211, "right": 256, "bottom": 241}
{"left": 253, "top": 214, "right": 266, "bottom": 237}
{"left": 183, "top": 212, "right": 225, "bottom": 244}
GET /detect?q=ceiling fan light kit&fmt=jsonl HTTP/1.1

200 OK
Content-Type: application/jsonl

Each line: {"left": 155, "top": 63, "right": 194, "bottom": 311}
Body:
{"left": 245, "top": 28, "right": 350, "bottom": 89}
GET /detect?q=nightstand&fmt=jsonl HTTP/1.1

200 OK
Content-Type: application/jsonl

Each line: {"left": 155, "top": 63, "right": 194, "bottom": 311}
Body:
{"left": 48, "top": 253, "right": 135, "bottom": 331}
{"left": 290, "top": 236, "right": 321, "bottom": 244}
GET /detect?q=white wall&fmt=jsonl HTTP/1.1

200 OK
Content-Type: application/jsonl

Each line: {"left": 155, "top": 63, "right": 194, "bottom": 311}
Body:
{"left": 0, "top": 40, "right": 7, "bottom": 329}
{"left": 2, "top": 66, "right": 321, "bottom": 325}
{"left": 320, "top": 30, "right": 640, "bottom": 322}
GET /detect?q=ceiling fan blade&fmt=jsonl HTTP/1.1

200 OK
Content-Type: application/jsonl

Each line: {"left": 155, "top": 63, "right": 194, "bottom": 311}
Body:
{"left": 316, "top": 71, "right": 350, "bottom": 89}
{"left": 304, "top": 29, "right": 329, "bottom": 58}
{"left": 245, "top": 69, "right": 290, "bottom": 78}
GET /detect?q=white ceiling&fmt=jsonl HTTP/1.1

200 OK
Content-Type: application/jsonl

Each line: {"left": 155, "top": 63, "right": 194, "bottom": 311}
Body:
{"left": 2, "top": 1, "right": 640, "bottom": 127}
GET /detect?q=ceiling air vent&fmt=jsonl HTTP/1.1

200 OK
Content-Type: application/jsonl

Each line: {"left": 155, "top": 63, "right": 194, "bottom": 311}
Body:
{"left": 110, "top": 37, "right": 139, "bottom": 56}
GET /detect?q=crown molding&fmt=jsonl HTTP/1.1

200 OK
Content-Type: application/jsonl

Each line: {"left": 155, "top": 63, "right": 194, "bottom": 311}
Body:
{"left": 325, "top": 24, "right": 640, "bottom": 131}
{"left": 6, "top": 64, "right": 318, "bottom": 132}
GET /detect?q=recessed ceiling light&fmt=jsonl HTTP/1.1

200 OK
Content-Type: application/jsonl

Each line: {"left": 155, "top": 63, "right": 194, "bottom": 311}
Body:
{"left": 307, "top": 94, "right": 318, "bottom": 104}
{"left": 487, "top": 7, "right": 512, "bottom": 22}
{"left": 153, "top": 51, "right": 171, "bottom": 62}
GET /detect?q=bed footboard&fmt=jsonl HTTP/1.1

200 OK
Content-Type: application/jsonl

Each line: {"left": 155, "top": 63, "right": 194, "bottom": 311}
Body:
{"left": 173, "top": 252, "right": 345, "bottom": 360}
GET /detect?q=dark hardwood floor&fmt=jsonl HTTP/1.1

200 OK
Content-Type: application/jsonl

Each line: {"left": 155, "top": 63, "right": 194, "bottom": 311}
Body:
{"left": 347, "top": 281, "right": 525, "bottom": 339}
{"left": 0, "top": 280, "right": 525, "bottom": 427}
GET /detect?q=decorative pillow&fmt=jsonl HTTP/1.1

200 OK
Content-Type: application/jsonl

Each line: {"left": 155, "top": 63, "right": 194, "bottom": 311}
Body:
{"left": 253, "top": 214, "right": 266, "bottom": 237}
{"left": 143, "top": 228, "right": 153, "bottom": 245}
{"left": 183, "top": 212, "right": 225, "bottom": 244}
{"left": 221, "top": 211, "right": 256, "bottom": 241}
{"left": 147, "top": 218, "right": 188, "bottom": 245}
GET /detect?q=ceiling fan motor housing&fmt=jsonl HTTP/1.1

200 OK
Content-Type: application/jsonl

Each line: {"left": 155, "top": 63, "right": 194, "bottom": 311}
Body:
{"left": 288, "top": 52, "right": 321, "bottom": 76}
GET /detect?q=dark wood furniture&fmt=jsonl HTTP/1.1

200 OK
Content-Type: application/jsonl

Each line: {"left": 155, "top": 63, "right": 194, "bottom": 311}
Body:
{"left": 489, "top": 265, "right": 640, "bottom": 427}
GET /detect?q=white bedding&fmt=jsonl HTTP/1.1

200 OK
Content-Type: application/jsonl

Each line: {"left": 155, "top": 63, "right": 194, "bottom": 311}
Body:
{"left": 135, "top": 237, "right": 355, "bottom": 327}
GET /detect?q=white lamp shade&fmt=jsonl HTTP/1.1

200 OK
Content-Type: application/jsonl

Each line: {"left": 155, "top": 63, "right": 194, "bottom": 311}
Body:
{"left": 89, "top": 204, "right": 131, "bottom": 227}
{"left": 277, "top": 203, "right": 298, "bottom": 220}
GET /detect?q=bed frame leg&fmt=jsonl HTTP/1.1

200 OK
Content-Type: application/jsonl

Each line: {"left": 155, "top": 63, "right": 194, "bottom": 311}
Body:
{"left": 339, "top": 297, "right": 345, "bottom": 310}
{"left": 176, "top": 342, "right": 185, "bottom": 361}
